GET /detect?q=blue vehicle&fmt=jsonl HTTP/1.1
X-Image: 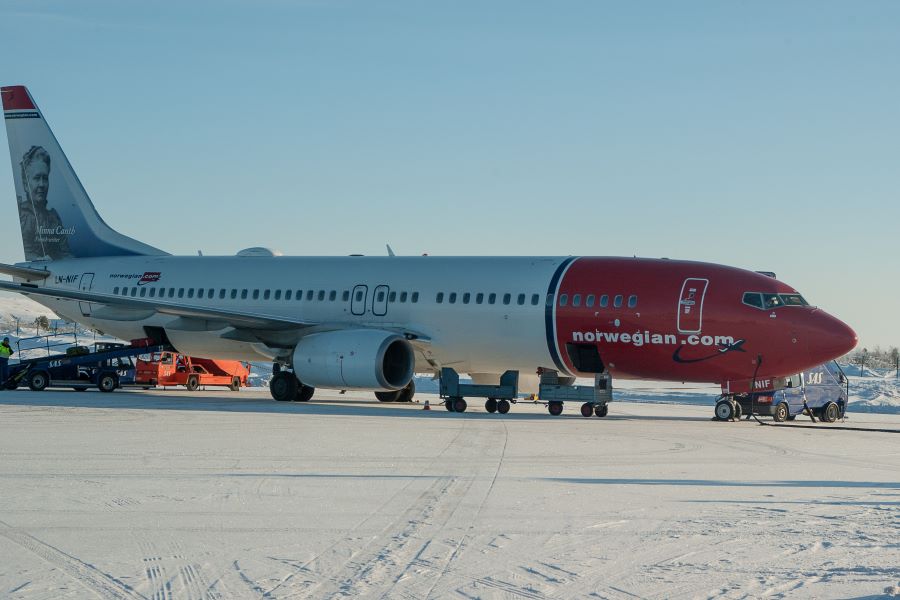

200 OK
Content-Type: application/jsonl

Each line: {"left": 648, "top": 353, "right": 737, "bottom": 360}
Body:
{"left": 4, "top": 341, "right": 166, "bottom": 392}
{"left": 735, "top": 361, "right": 849, "bottom": 423}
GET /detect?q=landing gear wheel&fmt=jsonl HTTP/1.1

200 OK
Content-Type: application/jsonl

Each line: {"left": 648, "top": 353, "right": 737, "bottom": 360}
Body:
{"left": 228, "top": 377, "right": 241, "bottom": 392}
{"left": 296, "top": 385, "right": 315, "bottom": 402}
{"left": 269, "top": 371, "right": 298, "bottom": 401}
{"left": 485, "top": 398, "right": 498, "bottom": 413}
{"left": 375, "top": 390, "right": 399, "bottom": 402}
{"left": 773, "top": 402, "right": 789, "bottom": 422}
{"left": 453, "top": 398, "right": 467, "bottom": 413}
{"left": 397, "top": 380, "right": 415, "bottom": 403}
{"left": 548, "top": 401, "right": 563, "bottom": 416}
{"left": 822, "top": 402, "right": 839, "bottom": 423}
{"left": 28, "top": 371, "right": 49, "bottom": 392}
{"left": 733, "top": 401, "right": 742, "bottom": 420}
{"left": 580, "top": 403, "right": 594, "bottom": 418}
{"left": 185, "top": 375, "right": 200, "bottom": 392}
{"left": 497, "top": 399, "right": 511, "bottom": 414}
{"left": 97, "top": 373, "right": 118, "bottom": 393}
{"left": 594, "top": 404, "right": 609, "bottom": 418}
{"left": 715, "top": 399, "right": 736, "bottom": 421}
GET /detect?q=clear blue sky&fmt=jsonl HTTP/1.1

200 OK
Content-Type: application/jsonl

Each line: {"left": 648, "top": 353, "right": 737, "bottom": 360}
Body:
{"left": 1, "top": 1, "right": 898, "bottom": 350}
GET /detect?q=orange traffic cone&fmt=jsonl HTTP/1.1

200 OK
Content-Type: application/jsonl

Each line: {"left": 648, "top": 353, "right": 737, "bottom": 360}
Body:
{"left": 423, "top": 400, "right": 431, "bottom": 410}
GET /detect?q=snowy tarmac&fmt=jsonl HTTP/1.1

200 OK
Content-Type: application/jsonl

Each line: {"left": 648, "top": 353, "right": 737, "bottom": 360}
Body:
{"left": 0, "top": 388, "right": 898, "bottom": 599}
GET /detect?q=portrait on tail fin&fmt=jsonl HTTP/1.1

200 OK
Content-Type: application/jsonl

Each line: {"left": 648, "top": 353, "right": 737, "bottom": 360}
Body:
{"left": 18, "top": 145, "right": 72, "bottom": 260}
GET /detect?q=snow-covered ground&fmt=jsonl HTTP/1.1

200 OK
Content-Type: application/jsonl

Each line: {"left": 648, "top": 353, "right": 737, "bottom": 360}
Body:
{"left": 0, "top": 389, "right": 897, "bottom": 599}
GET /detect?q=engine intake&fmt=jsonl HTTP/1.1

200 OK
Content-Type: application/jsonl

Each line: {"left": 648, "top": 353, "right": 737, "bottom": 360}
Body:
{"left": 292, "top": 329, "right": 415, "bottom": 390}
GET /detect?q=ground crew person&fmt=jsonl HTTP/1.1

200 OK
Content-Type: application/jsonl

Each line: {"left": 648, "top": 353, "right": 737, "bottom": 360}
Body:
{"left": 0, "top": 337, "right": 13, "bottom": 389}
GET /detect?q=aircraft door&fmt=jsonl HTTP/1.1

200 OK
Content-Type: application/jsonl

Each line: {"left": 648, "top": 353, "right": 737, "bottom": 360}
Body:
{"left": 372, "top": 285, "right": 389, "bottom": 317}
{"left": 351, "top": 285, "right": 368, "bottom": 316}
{"left": 78, "top": 272, "right": 95, "bottom": 317}
{"left": 677, "top": 278, "right": 708, "bottom": 333}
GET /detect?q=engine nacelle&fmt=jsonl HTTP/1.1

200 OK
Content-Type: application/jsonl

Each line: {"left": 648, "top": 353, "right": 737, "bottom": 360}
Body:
{"left": 291, "top": 329, "right": 415, "bottom": 390}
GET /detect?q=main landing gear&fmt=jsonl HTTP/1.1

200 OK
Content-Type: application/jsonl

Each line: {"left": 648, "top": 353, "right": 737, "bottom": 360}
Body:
{"left": 270, "top": 370, "right": 315, "bottom": 402}
{"left": 375, "top": 380, "right": 416, "bottom": 403}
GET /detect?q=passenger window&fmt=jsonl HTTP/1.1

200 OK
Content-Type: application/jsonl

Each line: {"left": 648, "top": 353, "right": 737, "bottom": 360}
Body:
{"left": 178, "top": 288, "right": 185, "bottom": 298}
{"left": 400, "top": 291, "right": 408, "bottom": 303}
{"left": 219, "top": 289, "right": 226, "bottom": 299}
{"left": 355, "top": 290, "right": 364, "bottom": 302}
{"left": 476, "top": 293, "right": 484, "bottom": 304}
{"left": 208, "top": 288, "right": 214, "bottom": 298}
{"left": 139, "top": 288, "right": 147, "bottom": 297}
{"left": 503, "top": 293, "right": 511, "bottom": 305}
{"left": 131, "top": 288, "right": 138, "bottom": 297}
{"left": 252, "top": 290, "right": 259, "bottom": 300}
{"left": 241, "top": 289, "right": 248, "bottom": 299}
{"left": 342, "top": 291, "right": 350, "bottom": 301}
{"left": 187, "top": 288, "right": 194, "bottom": 299}
{"left": 285, "top": 290, "right": 292, "bottom": 300}
{"left": 436, "top": 292, "right": 444, "bottom": 304}
{"left": 599, "top": 294, "right": 608, "bottom": 308}
{"left": 411, "top": 292, "right": 419, "bottom": 303}
{"left": 743, "top": 292, "right": 763, "bottom": 308}
{"left": 296, "top": 290, "right": 302, "bottom": 300}
{"left": 614, "top": 295, "right": 623, "bottom": 308}
{"left": 463, "top": 293, "right": 470, "bottom": 304}
{"left": 274, "top": 290, "right": 281, "bottom": 300}
{"left": 586, "top": 294, "right": 595, "bottom": 307}
{"left": 449, "top": 292, "right": 457, "bottom": 304}
{"left": 531, "top": 294, "right": 539, "bottom": 306}
{"left": 389, "top": 291, "right": 397, "bottom": 302}
{"left": 628, "top": 295, "right": 637, "bottom": 308}
{"left": 329, "top": 290, "right": 336, "bottom": 301}
{"left": 198, "top": 288, "right": 205, "bottom": 299}
{"left": 318, "top": 290, "right": 325, "bottom": 301}
{"left": 489, "top": 293, "right": 497, "bottom": 304}
{"left": 559, "top": 294, "right": 568, "bottom": 307}
{"left": 149, "top": 288, "right": 156, "bottom": 298}
{"left": 113, "top": 287, "right": 119, "bottom": 294}
{"left": 168, "top": 289, "right": 175, "bottom": 298}
{"left": 516, "top": 293, "right": 524, "bottom": 305}
{"left": 263, "top": 290, "right": 270, "bottom": 300}
{"left": 377, "top": 291, "right": 385, "bottom": 302}
{"left": 231, "top": 289, "right": 237, "bottom": 299}
{"left": 572, "top": 294, "right": 581, "bottom": 307}
{"left": 307, "top": 290, "right": 314, "bottom": 301}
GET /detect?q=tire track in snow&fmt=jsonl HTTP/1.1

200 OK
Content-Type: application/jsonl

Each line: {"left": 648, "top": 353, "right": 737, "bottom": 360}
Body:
{"left": 0, "top": 519, "right": 144, "bottom": 600}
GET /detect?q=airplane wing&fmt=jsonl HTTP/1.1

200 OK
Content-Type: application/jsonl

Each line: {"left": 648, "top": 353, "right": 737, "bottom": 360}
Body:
{"left": 0, "top": 280, "right": 432, "bottom": 342}
{"left": 0, "top": 279, "right": 313, "bottom": 330}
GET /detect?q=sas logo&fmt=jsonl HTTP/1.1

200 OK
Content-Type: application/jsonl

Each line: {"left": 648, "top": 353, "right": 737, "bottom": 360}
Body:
{"left": 137, "top": 272, "right": 161, "bottom": 286}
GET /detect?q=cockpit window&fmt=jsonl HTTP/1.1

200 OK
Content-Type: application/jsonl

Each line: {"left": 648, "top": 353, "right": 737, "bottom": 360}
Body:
{"left": 779, "top": 294, "right": 808, "bottom": 306}
{"left": 742, "top": 292, "right": 763, "bottom": 308}
{"left": 762, "top": 293, "right": 783, "bottom": 309}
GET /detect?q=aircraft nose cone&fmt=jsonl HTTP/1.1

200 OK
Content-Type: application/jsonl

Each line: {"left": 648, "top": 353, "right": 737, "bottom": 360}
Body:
{"left": 808, "top": 312, "right": 857, "bottom": 363}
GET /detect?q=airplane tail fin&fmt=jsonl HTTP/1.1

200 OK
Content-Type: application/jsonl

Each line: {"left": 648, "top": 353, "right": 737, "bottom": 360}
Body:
{"left": 2, "top": 85, "right": 167, "bottom": 262}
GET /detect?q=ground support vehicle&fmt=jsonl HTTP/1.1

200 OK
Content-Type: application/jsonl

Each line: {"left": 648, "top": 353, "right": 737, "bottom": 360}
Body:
{"left": 715, "top": 361, "right": 849, "bottom": 423}
{"left": 3, "top": 340, "right": 170, "bottom": 392}
{"left": 539, "top": 371, "right": 613, "bottom": 417}
{"left": 439, "top": 368, "right": 518, "bottom": 413}
{"left": 135, "top": 351, "right": 249, "bottom": 391}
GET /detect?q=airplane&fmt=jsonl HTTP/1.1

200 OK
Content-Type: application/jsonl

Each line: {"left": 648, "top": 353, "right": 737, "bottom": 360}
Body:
{"left": 0, "top": 85, "right": 858, "bottom": 413}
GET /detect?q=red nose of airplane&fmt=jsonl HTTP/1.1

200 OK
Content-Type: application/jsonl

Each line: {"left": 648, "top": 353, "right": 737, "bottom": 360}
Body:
{"left": 806, "top": 310, "right": 858, "bottom": 364}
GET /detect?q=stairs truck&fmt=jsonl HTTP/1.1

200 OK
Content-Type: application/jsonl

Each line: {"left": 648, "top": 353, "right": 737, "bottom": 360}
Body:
{"left": 135, "top": 351, "right": 249, "bottom": 391}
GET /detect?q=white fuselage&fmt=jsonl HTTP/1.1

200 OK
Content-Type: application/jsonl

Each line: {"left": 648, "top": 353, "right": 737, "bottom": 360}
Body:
{"left": 26, "top": 255, "right": 570, "bottom": 378}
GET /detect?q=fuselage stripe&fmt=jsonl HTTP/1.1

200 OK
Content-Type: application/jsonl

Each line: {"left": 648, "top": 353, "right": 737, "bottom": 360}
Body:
{"left": 544, "top": 256, "right": 578, "bottom": 375}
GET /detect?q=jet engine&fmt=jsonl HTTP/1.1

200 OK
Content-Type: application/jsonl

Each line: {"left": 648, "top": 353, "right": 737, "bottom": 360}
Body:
{"left": 291, "top": 329, "right": 415, "bottom": 390}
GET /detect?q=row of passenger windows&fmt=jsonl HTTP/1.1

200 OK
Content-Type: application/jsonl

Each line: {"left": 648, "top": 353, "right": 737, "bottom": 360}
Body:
{"left": 435, "top": 292, "right": 540, "bottom": 306}
{"left": 559, "top": 293, "right": 638, "bottom": 309}
{"left": 111, "top": 285, "right": 638, "bottom": 310}
{"left": 113, "top": 286, "right": 422, "bottom": 303}
{"left": 742, "top": 292, "right": 808, "bottom": 310}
